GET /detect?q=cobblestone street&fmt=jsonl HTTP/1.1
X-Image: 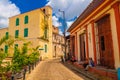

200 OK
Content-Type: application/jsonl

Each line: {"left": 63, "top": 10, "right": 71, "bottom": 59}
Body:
{"left": 26, "top": 58, "right": 90, "bottom": 80}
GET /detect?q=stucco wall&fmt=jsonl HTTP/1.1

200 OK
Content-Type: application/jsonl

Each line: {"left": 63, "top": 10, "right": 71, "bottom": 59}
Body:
{"left": 0, "top": 6, "right": 53, "bottom": 59}
{"left": 0, "top": 28, "right": 9, "bottom": 49}
{"left": 87, "top": 24, "right": 94, "bottom": 60}
{"left": 109, "top": 9, "right": 120, "bottom": 68}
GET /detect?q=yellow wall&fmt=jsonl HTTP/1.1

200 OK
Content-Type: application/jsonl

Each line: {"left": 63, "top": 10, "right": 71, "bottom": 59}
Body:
{"left": 0, "top": 6, "right": 53, "bottom": 59}
{"left": 0, "top": 28, "right": 8, "bottom": 39}
{"left": 0, "top": 28, "right": 9, "bottom": 49}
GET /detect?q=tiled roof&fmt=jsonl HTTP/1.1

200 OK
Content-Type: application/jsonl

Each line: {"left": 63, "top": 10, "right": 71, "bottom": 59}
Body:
{"left": 67, "top": 0, "right": 105, "bottom": 32}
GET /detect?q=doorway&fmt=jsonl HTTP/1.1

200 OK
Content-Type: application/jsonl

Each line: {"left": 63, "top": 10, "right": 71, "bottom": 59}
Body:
{"left": 79, "top": 33, "right": 86, "bottom": 61}
{"left": 96, "top": 14, "right": 114, "bottom": 69}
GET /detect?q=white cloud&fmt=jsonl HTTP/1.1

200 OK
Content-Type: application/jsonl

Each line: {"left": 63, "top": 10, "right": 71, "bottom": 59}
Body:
{"left": 47, "top": 0, "right": 92, "bottom": 35}
{"left": 47, "top": 0, "right": 92, "bottom": 20}
{"left": 52, "top": 16, "right": 62, "bottom": 27}
{"left": 0, "top": 0, "right": 20, "bottom": 28}
{"left": 66, "top": 21, "right": 74, "bottom": 29}
{"left": 59, "top": 28, "right": 70, "bottom": 36}
{"left": 59, "top": 29, "right": 63, "bottom": 36}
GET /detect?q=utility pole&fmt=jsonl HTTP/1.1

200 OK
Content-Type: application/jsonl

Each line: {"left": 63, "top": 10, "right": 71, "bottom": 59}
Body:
{"left": 58, "top": 9, "right": 67, "bottom": 60}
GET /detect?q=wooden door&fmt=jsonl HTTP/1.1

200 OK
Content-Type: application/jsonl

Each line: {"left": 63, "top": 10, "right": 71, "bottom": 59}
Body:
{"left": 97, "top": 15, "right": 114, "bottom": 69}
{"left": 79, "top": 34, "right": 86, "bottom": 61}
{"left": 71, "top": 36, "right": 75, "bottom": 57}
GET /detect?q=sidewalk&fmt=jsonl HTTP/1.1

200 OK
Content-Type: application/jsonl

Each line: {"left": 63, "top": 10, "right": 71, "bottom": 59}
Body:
{"left": 65, "top": 61, "right": 116, "bottom": 80}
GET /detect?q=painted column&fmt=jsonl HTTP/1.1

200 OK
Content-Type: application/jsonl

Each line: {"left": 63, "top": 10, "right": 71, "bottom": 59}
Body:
{"left": 75, "top": 32, "right": 78, "bottom": 60}
{"left": 85, "top": 26, "right": 89, "bottom": 59}
{"left": 112, "top": 1, "right": 120, "bottom": 62}
{"left": 91, "top": 20, "right": 97, "bottom": 64}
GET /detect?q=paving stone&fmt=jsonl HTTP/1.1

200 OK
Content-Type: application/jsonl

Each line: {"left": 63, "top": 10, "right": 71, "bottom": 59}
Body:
{"left": 26, "top": 58, "right": 91, "bottom": 80}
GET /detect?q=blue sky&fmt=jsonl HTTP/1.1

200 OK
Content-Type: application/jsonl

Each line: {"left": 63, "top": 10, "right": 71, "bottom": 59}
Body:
{"left": 10, "top": 0, "right": 48, "bottom": 13}
{"left": 0, "top": 0, "right": 92, "bottom": 35}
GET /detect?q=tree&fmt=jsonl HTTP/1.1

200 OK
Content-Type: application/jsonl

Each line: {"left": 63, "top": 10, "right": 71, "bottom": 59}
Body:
{"left": 0, "top": 35, "right": 14, "bottom": 79}
{"left": 28, "top": 46, "right": 40, "bottom": 64}
{"left": 12, "top": 42, "right": 31, "bottom": 72}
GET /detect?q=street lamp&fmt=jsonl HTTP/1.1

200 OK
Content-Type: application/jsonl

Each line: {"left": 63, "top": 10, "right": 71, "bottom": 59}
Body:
{"left": 58, "top": 9, "right": 67, "bottom": 60}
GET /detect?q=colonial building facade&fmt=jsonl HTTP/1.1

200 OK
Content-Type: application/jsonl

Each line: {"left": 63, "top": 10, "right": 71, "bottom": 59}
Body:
{"left": 68, "top": 0, "right": 120, "bottom": 70}
{"left": 0, "top": 6, "right": 53, "bottom": 59}
{"left": 52, "top": 25, "right": 64, "bottom": 57}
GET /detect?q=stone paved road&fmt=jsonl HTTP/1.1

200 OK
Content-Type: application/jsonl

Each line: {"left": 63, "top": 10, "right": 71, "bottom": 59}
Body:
{"left": 26, "top": 58, "right": 90, "bottom": 80}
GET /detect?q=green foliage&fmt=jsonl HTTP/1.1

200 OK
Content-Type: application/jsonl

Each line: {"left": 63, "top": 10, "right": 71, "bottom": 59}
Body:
{"left": 4, "top": 62, "right": 11, "bottom": 72}
{"left": 41, "top": 16, "right": 49, "bottom": 41}
{"left": 11, "top": 42, "right": 40, "bottom": 73}
{"left": 0, "top": 50, "right": 7, "bottom": 67}
{"left": 12, "top": 42, "right": 30, "bottom": 72}
{"left": 28, "top": 46, "right": 40, "bottom": 64}
{"left": 0, "top": 35, "right": 12, "bottom": 67}
{"left": 0, "top": 35, "right": 8, "bottom": 46}
{"left": 0, "top": 35, "right": 14, "bottom": 79}
{"left": 12, "top": 47, "right": 22, "bottom": 72}
{"left": 0, "top": 34, "right": 40, "bottom": 76}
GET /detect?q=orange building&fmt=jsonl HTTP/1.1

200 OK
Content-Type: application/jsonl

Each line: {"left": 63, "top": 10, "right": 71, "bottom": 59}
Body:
{"left": 68, "top": 0, "right": 120, "bottom": 79}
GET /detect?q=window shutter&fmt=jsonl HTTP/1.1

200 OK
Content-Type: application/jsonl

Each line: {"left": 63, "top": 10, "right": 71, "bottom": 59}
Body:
{"left": 5, "top": 45, "right": 8, "bottom": 53}
{"left": 45, "top": 44, "right": 47, "bottom": 53}
{"left": 44, "top": 27, "right": 47, "bottom": 38}
{"left": 15, "top": 30, "right": 19, "bottom": 38}
{"left": 16, "top": 18, "right": 19, "bottom": 26}
{"left": 24, "top": 16, "right": 28, "bottom": 24}
{"left": 24, "top": 28, "right": 28, "bottom": 37}
{"left": 6, "top": 32, "right": 9, "bottom": 39}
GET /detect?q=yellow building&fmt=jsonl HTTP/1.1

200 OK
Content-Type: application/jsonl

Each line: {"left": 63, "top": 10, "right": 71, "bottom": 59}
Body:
{"left": 52, "top": 25, "right": 64, "bottom": 57}
{"left": 0, "top": 6, "right": 53, "bottom": 60}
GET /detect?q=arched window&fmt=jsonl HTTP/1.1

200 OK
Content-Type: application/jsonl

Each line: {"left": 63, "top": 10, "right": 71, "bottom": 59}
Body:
{"left": 24, "top": 15, "right": 28, "bottom": 24}
{"left": 16, "top": 18, "right": 19, "bottom": 26}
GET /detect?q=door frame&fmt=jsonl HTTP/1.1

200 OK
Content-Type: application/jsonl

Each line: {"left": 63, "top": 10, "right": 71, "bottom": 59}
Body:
{"left": 95, "top": 14, "right": 115, "bottom": 68}
{"left": 79, "top": 33, "right": 86, "bottom": 61}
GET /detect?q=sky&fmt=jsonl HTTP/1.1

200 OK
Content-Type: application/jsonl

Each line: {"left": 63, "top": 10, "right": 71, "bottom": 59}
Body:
{"left": 0, "top": 0, "right": 92, "bottom": 35}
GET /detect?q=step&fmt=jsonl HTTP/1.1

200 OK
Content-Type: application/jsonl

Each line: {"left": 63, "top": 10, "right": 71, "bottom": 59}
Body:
{"left": 64, "top": 62, "right": 99, "bottom": 80}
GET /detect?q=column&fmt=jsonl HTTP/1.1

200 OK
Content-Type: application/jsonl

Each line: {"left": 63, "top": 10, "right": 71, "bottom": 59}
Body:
{"left": 85, "top": 26, "right": 89, "bottom": 59}
{"left": 112, "top": 1, "right": 120, "bottom": 61}
{"left": 91, "top": 20, "right": 97, "bottom": 64}
{"left": 75, "top": 32, "right": 78, "bottom": 60}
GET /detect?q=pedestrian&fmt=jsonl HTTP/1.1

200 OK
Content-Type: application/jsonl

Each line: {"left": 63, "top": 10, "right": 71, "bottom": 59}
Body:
{"left": 82, "top": 58, "right": 89, "bottom": 68}
{"left": 71, "top": 56, "right": 76, "bottom": 64}
{"left": 85, "top": 58, "right": 94, "bottom": 71}
{"left": 61, "top": 51, "right": 65, "bottom": 63}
